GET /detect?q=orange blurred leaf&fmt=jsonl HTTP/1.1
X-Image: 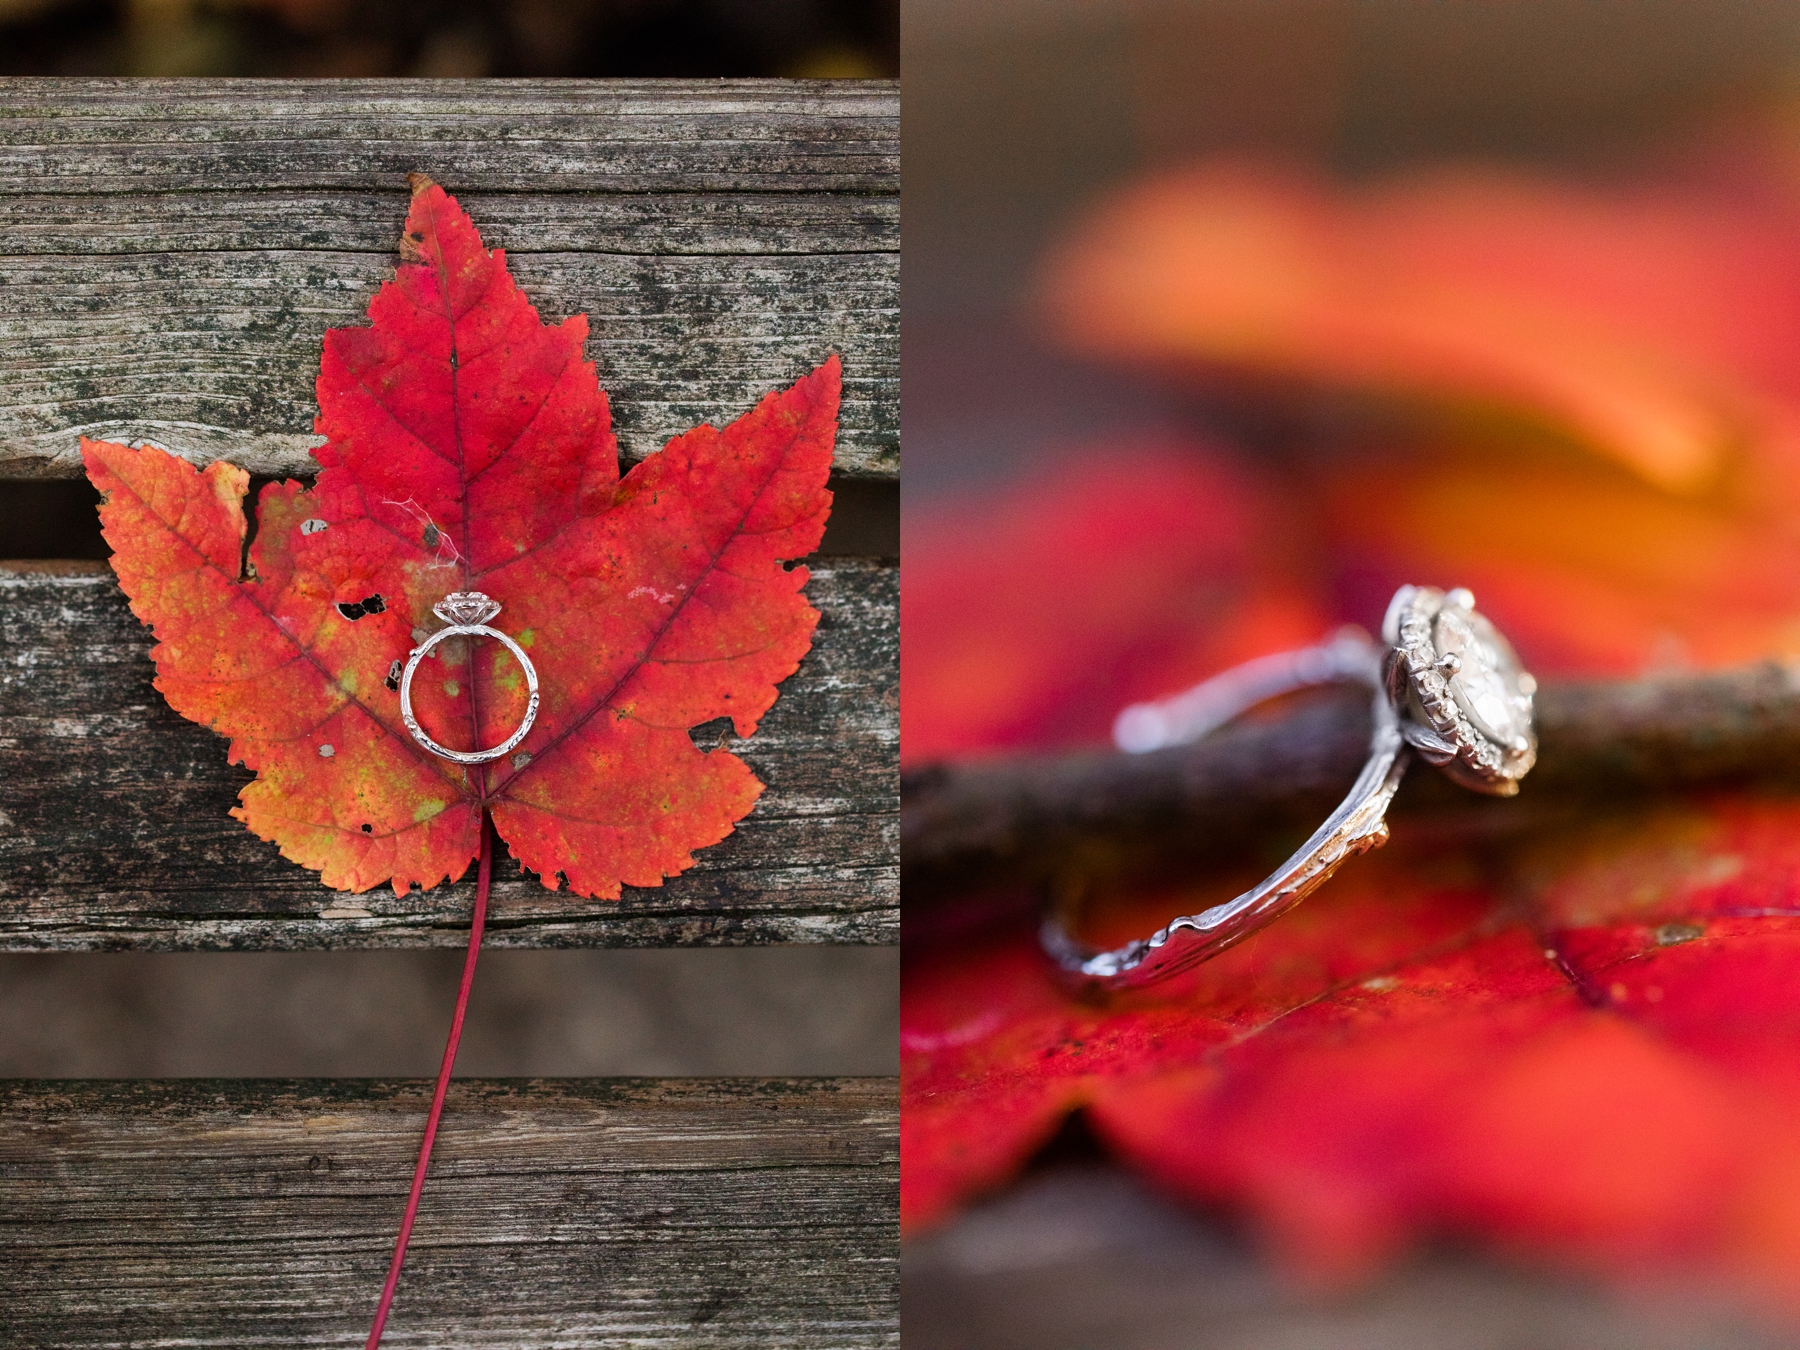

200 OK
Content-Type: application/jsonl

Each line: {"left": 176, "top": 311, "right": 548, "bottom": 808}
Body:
{"left": 1042, "top": 162, "right": 1800, "bottom": 494}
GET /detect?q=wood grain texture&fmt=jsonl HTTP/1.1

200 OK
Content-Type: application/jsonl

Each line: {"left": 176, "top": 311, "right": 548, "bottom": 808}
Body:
{"left": 0, "top": 1076, "right": 898, "bottom": 1348}
{"left": 0, "top": 558, "right": 897, "bottom": 951}
{"left": 0, "top": 79, "right": 898, "bottom": 480}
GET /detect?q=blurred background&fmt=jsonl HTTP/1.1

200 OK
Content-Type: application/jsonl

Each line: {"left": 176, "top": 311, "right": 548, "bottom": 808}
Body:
{"left": 0, "top": 0, "right": 898, "bottom": 78}
{"left": 907, "top": 0, "right": 1800, "bottom": 501}
{"left": 905, "top": 0, "right": 1800, "bottom": 1345}
{"left": 0, "top": 6, "right": 898, "bottom": 1083}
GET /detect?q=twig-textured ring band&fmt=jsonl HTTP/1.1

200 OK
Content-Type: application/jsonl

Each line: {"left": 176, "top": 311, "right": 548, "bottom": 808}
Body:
{"left": 399, "top": 590, "right": 541, "bottom": 766}
{"left": 1041, "top": 584, "right": 1537, "bottom": 989}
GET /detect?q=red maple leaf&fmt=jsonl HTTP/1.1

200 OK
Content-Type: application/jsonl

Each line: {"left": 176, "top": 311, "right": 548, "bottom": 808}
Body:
{"left": 82, "top": 176, "right": 838, "bottom": 899}
{"left": 905, "top": 145, "right": 1800, "bottom": 1313}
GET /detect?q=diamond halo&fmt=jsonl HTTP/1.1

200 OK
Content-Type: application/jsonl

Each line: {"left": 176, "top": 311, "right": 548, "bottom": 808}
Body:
{"left": 1382, "top": 585, "right": 1537, "bottom": 795}
{"left": 434, "top": 591, "right": 502, "bottom": 626}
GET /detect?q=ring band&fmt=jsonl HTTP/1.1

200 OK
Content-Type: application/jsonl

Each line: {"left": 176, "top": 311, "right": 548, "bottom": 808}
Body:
{"left": 1041, "top": 585, "right": 1537, "bottom": 989}
{"left": 399, "top": 590, "right": 541, "bottom": 766}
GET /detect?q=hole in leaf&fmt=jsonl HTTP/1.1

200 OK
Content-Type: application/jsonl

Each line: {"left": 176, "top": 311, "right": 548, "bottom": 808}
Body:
{"left": 300, "top": 518, "right": 329, "bottom": 535}
{"left": 361, "top": 823, "right": 373, "bottom": 834}
{"left": 385, "top": 660, "right": 402, "bottom": 692}
{"left": 336, "top": 594, "right": 386, "bottom": 621}
{"left": 240, "top": 475, "right": 306, "bottom": 581}
{"left": 688, "top": 716, "right": 734, "bottom": 751}
{"left": 817, "top": 476, "right": 898, "bottom": 557}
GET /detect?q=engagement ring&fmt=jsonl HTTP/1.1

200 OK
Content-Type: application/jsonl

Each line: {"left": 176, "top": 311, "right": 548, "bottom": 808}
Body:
{"left": 1042, "top": 585, "right": 1537, "bottom": 988}
{"left": 399, "top": 591, "right": 541, "bottom": 765}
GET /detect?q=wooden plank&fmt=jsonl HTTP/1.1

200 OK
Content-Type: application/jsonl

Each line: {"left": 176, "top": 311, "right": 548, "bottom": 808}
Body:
{"left": 0, "top": 1076, "right": 898, "bottom": 1348}
{"left": 0, "top": 80, "right": 899, "bottom": 191}
{"left": 0, "top": 79, "right": 898, "bottom": 480}
{"left": 0, "top": 558, "right": 897, "bottom": 951}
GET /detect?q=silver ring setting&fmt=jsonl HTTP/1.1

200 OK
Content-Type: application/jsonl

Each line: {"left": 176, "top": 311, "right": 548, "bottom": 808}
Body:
{"left": 399, "top": 591, "right": 540, "bottom": 765}
{"left": 1042, "top": 584, "right": 1537, "bottom": 989}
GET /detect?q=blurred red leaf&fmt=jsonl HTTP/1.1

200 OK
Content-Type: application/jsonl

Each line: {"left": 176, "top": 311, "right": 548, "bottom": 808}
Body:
{"left": 905, "top": 149, "right": 1800, "bottom": 1309}
{"left": 84, "top": 178, "right": 837, "bottom": 897}
{"left": 905, "top": 806, "right": 1800, "bottom": 1302}
{"left": 902, "top": 441, "right": 1327, "bottom": 763}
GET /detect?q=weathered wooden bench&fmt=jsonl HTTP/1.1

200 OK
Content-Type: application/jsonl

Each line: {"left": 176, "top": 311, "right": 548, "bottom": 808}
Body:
{"left": 0, "top": 79, "right": 897, "bottom": 1347}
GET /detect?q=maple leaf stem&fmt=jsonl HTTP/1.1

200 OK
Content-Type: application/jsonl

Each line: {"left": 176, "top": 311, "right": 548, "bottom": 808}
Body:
{"left": 364, "top": 810, "right": 492, "bottom": 1350}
